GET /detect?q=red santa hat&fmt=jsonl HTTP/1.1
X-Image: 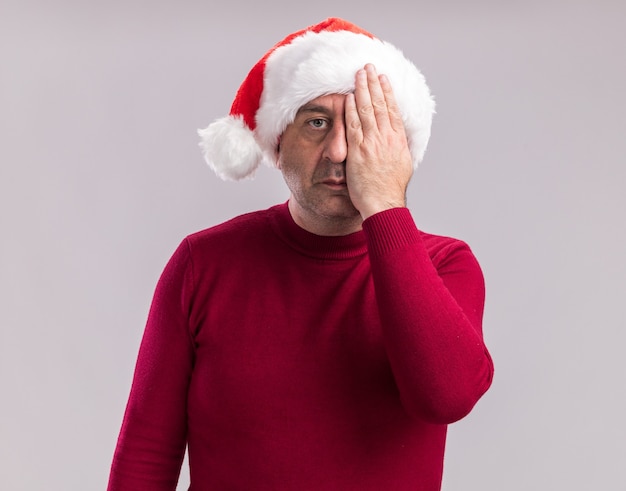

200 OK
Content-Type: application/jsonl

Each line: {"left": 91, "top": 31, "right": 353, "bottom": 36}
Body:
{"left": 198, "top": 17, "right": 435, "bottom": 181}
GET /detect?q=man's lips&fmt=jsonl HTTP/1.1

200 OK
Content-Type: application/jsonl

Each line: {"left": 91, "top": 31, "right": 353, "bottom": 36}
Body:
{"left": 321, "top": 180, "right": 347, "bottom": 188}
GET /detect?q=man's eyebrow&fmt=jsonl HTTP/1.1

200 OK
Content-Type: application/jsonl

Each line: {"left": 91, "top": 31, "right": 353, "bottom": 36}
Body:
{"left": 296, "top": 104, "right": 333, "bottom": 116}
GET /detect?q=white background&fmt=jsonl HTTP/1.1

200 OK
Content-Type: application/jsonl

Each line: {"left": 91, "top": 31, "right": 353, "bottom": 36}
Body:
{"left": 1, "top": 0, "right": 625, "bottom": 489}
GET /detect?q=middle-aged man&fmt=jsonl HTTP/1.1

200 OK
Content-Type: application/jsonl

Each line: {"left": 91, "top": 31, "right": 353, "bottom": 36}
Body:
{"left": 108, "top": 17, "right": 494, "bottom": 491}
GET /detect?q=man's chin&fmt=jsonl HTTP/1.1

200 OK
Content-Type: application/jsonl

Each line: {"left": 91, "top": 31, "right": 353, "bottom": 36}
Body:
{"left": 293, "top": 191, "right": 360, "bottom": 219}
{"left": 321, "top": 198, "right": 360, "bottom": 219}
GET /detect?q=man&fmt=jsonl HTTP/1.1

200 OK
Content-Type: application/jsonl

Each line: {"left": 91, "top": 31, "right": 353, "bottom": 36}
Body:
{"left": 108, "top": 18, "right": 494, "bottom": 491}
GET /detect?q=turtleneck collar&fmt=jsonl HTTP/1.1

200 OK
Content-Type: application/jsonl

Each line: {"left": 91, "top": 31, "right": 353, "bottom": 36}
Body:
{"left": 268, "top": 202, "right": 368, "bottom": 260}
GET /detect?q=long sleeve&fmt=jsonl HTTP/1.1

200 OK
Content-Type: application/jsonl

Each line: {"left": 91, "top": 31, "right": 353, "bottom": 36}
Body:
{"left": 107, "top": 240, "right": 196, "bottom": 490}
{"left": 363, "top": 208, "right": 494, "bottom": 424}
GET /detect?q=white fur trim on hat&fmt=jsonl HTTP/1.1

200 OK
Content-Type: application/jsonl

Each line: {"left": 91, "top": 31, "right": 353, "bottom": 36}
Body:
{"left": 256, "top": 30, "right": 435, "bottom": 169}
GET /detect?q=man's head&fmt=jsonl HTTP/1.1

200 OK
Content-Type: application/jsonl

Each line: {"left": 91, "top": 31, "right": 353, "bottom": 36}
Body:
{"left": 198, "top": 18, "right": 435, "bottom": 181}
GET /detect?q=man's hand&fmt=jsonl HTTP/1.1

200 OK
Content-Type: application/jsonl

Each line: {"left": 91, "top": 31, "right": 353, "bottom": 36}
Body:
{"left": 345, "top": 64, "right": 413, "bottom": 220}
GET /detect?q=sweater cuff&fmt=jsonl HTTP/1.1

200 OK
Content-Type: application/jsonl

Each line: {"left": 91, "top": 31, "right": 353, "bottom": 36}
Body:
{"left": 362, "top": 207, "right": 422, "bottom": 257}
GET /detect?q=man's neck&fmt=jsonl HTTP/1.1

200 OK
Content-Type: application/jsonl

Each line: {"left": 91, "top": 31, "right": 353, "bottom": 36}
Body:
{"left": 287, "top": 199, "right": 363, "bottom": 237}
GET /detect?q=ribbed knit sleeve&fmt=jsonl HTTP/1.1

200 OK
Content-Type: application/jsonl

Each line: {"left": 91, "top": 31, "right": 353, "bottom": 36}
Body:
{"left": 363, "top": 208, "right": 494, "bottom": 424}
{"left": 107, "top": 240, "right": 196, "bottom": 491}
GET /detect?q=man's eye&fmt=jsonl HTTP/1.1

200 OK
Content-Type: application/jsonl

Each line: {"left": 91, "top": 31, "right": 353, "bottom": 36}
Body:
{"left": 308, "top": 119, "right": 328, "bottom": 129}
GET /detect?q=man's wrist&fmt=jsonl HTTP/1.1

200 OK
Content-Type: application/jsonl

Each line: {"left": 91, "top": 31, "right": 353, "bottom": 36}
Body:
{"left": 359, "top": 199, "right": 407, "bottom": 220}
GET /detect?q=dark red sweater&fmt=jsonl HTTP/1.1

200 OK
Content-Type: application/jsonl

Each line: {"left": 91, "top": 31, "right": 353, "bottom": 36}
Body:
{"left": 108, "top": 203, "right": 493, "bottom": 490}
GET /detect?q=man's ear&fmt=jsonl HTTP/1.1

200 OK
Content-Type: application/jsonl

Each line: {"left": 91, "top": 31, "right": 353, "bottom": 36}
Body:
{"left": 275, "top": 137, "right": 281, "bottom": 168}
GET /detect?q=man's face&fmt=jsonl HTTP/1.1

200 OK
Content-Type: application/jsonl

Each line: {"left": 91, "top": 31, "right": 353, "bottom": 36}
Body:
{"left": 277, "top": 94, "right": 361, "bottom": 235}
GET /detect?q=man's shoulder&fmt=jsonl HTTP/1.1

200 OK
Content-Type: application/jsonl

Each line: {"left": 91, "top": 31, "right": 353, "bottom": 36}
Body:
{"left": 183, "top": 203, "right": 284, "bottom": 251}
{"left": 418, "top": 229, "right": 475, "bottom": 264}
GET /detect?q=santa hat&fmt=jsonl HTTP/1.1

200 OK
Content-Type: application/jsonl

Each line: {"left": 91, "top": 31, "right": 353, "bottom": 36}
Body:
{"left": 198, "top": 17, "right": 435, "bottom": 181}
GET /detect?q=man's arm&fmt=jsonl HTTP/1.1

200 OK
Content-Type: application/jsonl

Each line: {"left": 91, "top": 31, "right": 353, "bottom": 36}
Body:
{"left": 108, "top": 241, "right": 194, "bottom": 490}
{"left": 346, "top": 64, "right": 493, "bottom": 423}
{"left": 363, "top": 209, "right": 493, "bottom": 424}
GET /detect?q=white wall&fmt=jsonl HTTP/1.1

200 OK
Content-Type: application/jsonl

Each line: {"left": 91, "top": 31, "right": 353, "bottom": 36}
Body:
{"left": 1, "top": 0, "right": 624, "bottom": 489}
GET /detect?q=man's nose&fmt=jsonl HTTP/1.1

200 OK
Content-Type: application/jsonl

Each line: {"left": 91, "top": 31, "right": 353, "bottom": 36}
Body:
{"left": 323, "top": 122, "right": 348, "bottom": 164}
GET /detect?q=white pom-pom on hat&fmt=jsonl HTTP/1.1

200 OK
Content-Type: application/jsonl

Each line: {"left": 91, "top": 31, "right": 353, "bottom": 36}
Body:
{"left": 198, "top": 17, "right": 435, "bottom": 181}
{"left": 198, "top": 115, "right": 266, "bottom": 181}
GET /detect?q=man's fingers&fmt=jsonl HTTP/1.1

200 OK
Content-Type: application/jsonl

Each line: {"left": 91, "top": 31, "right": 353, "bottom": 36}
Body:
{"left": 354, "top": 64, "right": 398, "bottom": 133}
{"left": 379, "top": 73, "right": 405, "bottom": 133}
{"left": 353, "top": 68, "right": 375, "bottom": 132}
{"left": 364, "top": 64, "right": 392, "bottom": 131}
{"left": 347, "top": 64, "right": 409, "bottom": 158}
{"left": 345, "top": 92, "right": 362, "bottom": 141}
{"left": 354, "top": 65, "right": 389, "bottom": 132}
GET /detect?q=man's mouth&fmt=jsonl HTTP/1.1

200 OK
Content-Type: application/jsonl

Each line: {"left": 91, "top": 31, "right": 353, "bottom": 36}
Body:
{"left": 321, "top": 180, "right": 347, "bottom": 189}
